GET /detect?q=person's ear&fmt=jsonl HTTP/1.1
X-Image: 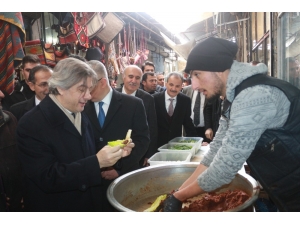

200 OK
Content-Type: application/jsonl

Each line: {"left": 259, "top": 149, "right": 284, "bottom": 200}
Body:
{"left": 56, "top": 87, "right": 63, "bottom": 95}
{"left": 28, "top": 82, "right": 35, "bottom": 92}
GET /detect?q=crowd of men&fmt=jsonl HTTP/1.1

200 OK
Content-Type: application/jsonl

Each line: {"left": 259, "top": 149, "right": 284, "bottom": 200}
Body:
{"left": 0, "top": 53, "right": 221, "bottom": 212}
{"left": 1, "top": 37, "right": 300, "bottom": 212}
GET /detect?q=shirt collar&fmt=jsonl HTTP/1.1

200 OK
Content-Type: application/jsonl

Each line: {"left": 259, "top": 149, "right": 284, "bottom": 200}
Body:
{"left": 165, "top": 90, "right": 177, "bottom": 101}
{"left": 35, "top": 95, "right": 41, "bottom": 106}
{"left": 95, "top": 86, "right": 113, "bottom": 107}
{"left": 122, "top": 86, "right": 137, "bottom": 96}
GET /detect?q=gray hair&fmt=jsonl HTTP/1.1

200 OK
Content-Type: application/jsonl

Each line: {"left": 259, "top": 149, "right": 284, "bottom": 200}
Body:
{"left": 87, "top": 60, "right": 108, "bottom": 80}
{"left": 165, "top": 72, "right": 184, "bottom": 83}
{"left": 49, "top": 58, "right": 97, "bottom": 95}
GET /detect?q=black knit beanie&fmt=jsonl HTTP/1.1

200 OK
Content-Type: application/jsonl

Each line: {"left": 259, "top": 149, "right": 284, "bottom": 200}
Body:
{"left": 184, "top": 37, "right": 238, "bottom": 73}
{"left": 85, "top": 47, "right": 103, "bottom": 61}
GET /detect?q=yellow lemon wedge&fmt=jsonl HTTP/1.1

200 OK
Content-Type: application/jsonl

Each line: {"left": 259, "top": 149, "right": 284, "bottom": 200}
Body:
{"left": 108, "top": 129, "right": 132, "bottom": 148}
{"left": 108, "top": 140, "right": 126, "bottom": 148}
{"left": 143, "top": 194, "right": 167, "bottom": 212}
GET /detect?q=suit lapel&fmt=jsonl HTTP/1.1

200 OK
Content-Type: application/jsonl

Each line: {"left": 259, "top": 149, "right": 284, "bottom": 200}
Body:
{"left": 103, "top": 90, "right": 122, "bottom": 129}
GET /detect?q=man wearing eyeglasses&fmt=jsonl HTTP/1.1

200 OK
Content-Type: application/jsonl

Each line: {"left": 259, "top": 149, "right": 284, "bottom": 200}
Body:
{"left": 9, "top": 65, "right": 52, "bottom": 121}
{"left": 2, "top": 55, "right": 40, "bottom": 110}
{"left": 84, "top": 60, "right": 149, "bottom": 211}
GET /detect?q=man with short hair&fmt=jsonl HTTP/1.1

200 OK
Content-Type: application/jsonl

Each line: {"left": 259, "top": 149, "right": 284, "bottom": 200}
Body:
{"left": 141, "top": 72, "right": 158, "bottom": 95}
{"left": 156, "top": 72, "right": 166, "bottom": 89}
{"left": 84, "top": 60, "right": 150, "bottom": 211}
{"left": 141, "top": 61, "right": 164, "bottom": 92}
{"left": 141, "top": 61, "right": 155, "bottom": 73}
{"left": 3, "top": 55, "right": 40, "bottom": 109}
{"left": 116, "top": 65, "right": 158, "bottom": 167}
{"left": 10, "top": 65, "right": 52, "bottom": 121}
{"left": 16, "top": 58, "right": 134, "bottom": 212}
{"left": 163, "top": 37, "right": 300, "bottom": 212}
{"left": 153, "top": 72, "right": 197, "bottom": 148}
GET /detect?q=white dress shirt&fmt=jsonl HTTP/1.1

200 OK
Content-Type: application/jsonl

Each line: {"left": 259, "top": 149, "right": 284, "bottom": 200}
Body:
{"left": 94, "top": 87, "right": 113, "bottom": 117}
{"left": 164, "top": 91, "right": 177, "bottom": 113}
{"left": 121, "top": 86, "right": 137, "bottom": 96}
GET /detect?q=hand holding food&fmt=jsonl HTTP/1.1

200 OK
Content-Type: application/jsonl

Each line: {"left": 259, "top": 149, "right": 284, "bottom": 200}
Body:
{"left": 96, "top": 145, "right": 123, "bottom": 168}
{"left": 108, "top": 129, "right": 132, "bottom": 147}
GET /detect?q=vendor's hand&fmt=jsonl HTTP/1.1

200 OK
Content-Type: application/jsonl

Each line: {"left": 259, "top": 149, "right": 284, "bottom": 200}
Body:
{"left": 205, "top": 128, "right": 213, "bottom": 140}
{"left": 96, "top": 145, "right": 123, "bottom": 168}
{"left": 121, "top": 139, "right": 134, "bottom": 157}
{"left": 143, "top": 158, "right": 150, "bottom": 167}
{"left": 101, "top": 169, "right": 119, "bottom": 180}
{"left": 163, "top": 194, "right": 182, "bottom": 212}
{"left": 201, "top": 142, "right": 209, "bottom": 146}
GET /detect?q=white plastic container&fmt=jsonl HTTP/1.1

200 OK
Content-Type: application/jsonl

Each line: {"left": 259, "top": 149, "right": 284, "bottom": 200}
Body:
{"left": 168, "top": 137, "right": 203, "bottom": 154}
{"left": 158, "top": 142, "right": 196, "bottom": 156}
{"left": 148, "top": 152, "right": 192, "bottom": 166}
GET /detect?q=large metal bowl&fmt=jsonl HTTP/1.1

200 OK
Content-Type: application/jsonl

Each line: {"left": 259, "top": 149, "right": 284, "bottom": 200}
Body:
{"left": 107, "top": 164, "right": 260, "bottom": 212}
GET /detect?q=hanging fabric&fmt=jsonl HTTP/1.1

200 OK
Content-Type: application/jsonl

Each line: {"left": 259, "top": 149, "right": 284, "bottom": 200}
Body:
{"left": 0, "top": 12, "right": 25, "bottom": 94}
{"left": 71, "top": 12, "right": 89, "bottom": 48}
{"left": 107, "top": 40, "right": 120, "bottom": 78}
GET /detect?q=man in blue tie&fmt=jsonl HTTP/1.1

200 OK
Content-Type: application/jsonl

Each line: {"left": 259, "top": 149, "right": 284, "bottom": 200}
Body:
{"left": 84, "top": 60, "right": 150, "bottom": 211}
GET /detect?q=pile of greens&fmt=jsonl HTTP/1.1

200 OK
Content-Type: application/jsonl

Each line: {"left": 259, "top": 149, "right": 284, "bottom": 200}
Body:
{"left": 178, "top": 139, "right": 197, "bottom": 143}
{"left": 170, "top": 144, "right": 192, "bottom": 150}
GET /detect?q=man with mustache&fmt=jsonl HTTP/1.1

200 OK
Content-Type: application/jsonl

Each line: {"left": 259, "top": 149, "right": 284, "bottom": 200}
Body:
{"left": 10, "top": 65, "right": 52, "bottom": 121}
{"left": 163, "top": 37, "right": 300, "bottom": 212}
{"left": 16, "top": 58, "right": 134, "bottom": 211}
{"left": 116, "top": 65, "right": 157, "bottom": 167}
{"left": 153, "top": 72, "right": 197, "bottom": 148}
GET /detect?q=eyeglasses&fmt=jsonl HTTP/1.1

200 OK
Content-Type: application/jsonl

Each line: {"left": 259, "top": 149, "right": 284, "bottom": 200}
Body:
{"left": 34, "top": 82, "right": 49, "bottom": 88}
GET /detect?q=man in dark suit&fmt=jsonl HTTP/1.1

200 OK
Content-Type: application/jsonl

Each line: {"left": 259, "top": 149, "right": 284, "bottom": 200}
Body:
{"left": 84, "top": 60, "right": 150, "bottom": 211}
{"left": 2, "top": 55, "right": 40, "bottom": 109}
{"left": 10, "top": 65, "right": 52, "bottom": 121}
{"left": 153, "top": 72, "right": 197, "bottom": 148}
{"left": 16, "top": 58, "right": 134, "bottom": 212}
{"left": 182, "top": 85, "right": 215, "bottom": 142}
{"left": 116, "top": 65, "right": 157, "bottom": 167}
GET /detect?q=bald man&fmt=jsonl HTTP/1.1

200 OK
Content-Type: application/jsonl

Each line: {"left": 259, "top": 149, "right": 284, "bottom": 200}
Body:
{"left": 116, "top": 65, "right": 158, "bottom": 167}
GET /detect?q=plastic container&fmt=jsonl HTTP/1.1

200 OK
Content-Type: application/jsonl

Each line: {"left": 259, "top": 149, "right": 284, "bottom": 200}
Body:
{"left": 168, "top": 137, "right": 203, "bottom": 154}
{"left": 148, "top": 152, "right": 192, "bottom": 166}
{"left": 158, "top": 142, "right": 196, "bottom": 156}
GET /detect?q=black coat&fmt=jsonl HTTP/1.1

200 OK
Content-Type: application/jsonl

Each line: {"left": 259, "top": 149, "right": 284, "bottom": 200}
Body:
{"left": 9, "top": 96, "right": 36, "bottom": 121}
{"left": 2, "top": 80, "right": 35, "bottom": 110}
{"left": 0, "top": 111, "right": 23, "bottom": 211}
{"left": 153, "top": 91, "right": 197, "bottom": 148}
{"left": 83, "top": 89, "right": 150, "bottom": 175}
{"left": 115, "top": 88, "right": 158, "bottom": 160}
{"left": 16, "top": 95, "right": 104, "bottom": 212}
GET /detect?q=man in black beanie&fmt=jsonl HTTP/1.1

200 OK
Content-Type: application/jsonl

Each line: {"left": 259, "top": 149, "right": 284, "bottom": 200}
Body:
{"left": 163, "top": 37, "right": 300, "bottom": 212}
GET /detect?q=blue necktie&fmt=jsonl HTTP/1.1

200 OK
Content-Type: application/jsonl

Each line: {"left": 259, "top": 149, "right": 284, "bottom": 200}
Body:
{"left": 98, "top": 101, "right": 105, "bottom": 127}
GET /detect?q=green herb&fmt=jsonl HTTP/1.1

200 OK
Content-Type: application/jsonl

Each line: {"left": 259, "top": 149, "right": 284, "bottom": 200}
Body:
{"left": 170, "top": 144, "right": 192, "bottom": 150}
{"left": 178, "top": 139, "right": 197, "bottom": 143}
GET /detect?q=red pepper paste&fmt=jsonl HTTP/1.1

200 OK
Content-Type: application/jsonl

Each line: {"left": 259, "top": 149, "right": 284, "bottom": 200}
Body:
{"left": 181, "top": 189, "right": 250, "bottom": 212}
